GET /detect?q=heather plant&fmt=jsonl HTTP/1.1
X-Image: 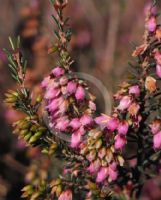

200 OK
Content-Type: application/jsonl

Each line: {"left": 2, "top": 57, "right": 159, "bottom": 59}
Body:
{"left": 4, "top": 0, "right": 161, "bottom": 199}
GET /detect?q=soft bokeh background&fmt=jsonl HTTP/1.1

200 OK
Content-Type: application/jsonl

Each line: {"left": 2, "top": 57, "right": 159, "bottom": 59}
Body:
{"left": 1, "top": 0, "right": 161, "bottom": 199}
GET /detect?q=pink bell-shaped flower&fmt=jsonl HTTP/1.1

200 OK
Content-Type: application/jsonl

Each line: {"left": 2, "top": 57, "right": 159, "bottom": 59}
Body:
{"left": 80, "top": 114, "right": 93, "bottom": 126}
{"left": 67, "top": 81, "right": 77, "bottom": 94}
{"left": 117, "top": 96, "right": 131, "bottom": 111}
{"left": 153, "top": 131, "right": 161, "bottom": 149}
{"left": 75, "top": 86, "right": 85, "bottom": 101}
{"left": 96, "top": 167, "right": 109, "bottom": 183}
{"left": 52, "top": 66, "right": 65, "bottom": 77}
{"left": 114, "top": 134, "right": 126, "bottom": 150}
{"left": 147, "top": 16, "right": 157, "bottom": 32}
{"left": 129, "top": 85, "right": 140, "bottom": 97}
{"left": 156, "top": 64, "right": 161, "bottom": 78}
{"left": 117, "top": 121, "right": 129, "bottom": 135}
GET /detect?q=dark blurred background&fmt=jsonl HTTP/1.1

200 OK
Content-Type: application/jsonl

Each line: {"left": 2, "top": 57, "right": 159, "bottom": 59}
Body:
{"left": 1, "top": 0, "right": 161, "bottom": 199}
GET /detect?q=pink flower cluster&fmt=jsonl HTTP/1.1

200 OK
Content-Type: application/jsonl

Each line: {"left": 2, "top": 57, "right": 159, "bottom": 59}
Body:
{"left": 42, "top": 66, "right": 124, "bottom": 184}
{"left": 96, "top": 84, "right": 141, "bottom": 151}
{"left": 40, "top": 7, "right": 161, "bottom": 198}
{"left": 96, "top": 162, "right": 118, "bottom": 183}
{"left": 146, "top": 14, "right": 161, "bottom": 150}
{"left": 42, "top": 65, "right": 143, "bottom": 185}
{"left": 79, "top": 127, "right": 122, "bottom": 184}
{"left": 150, "top": 120, "right": 161, "bottom": 149}
{"left": 147, "top": 13, "right": 161, "bottom": 79}
{"left": 42, "top": 66, "right": 96, "bottom": 148}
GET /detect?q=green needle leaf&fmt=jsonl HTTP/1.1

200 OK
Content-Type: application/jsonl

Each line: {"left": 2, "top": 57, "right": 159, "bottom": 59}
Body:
{"left": 9, "top": 37, "right": 15, "bottom": 50}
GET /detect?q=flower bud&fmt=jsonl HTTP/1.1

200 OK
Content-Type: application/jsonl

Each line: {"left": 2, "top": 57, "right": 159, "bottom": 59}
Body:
{"left": 80, "top": 114, "right": 93, "bottom": 126}
{"left": 52, "top": 67, "right": 65, "bottom": 77}
{"left": 95, "top": 139, "right": 102, "bottom": 149}
{"left": 156, "top": 27, "right": 161, "bottom": 41}
{"left": 117, "top": 121, "right": 129, "bottom": 135}
{"left": 153, "top": 131, "right": 161, "bottom": 149}
{"left": 117, "top": 155, "right": 124, "bottom": 166}
{"left": 89, "top": 101, "right": 96, "bottom": 111}
{"left": 59, "top": 76, "right": 68, "bottom": 85}
{"left": 107, "top": 117, "right": 119, "bottom": 131}
{"left": 156, "top": 64, "right": 161, "bottom": 78}
{"left": 105, "top": 149, "right": 113, "bottom": 163}
{"left": 98, "top": 147, "right": 106, "bottom": 159}
{"left": 129, "top": 85, "right": 140, "bottom": 97}
{"left": 128, "top": 103, "right": 140, "bottom": 116}
{"left": 87, "top": 159, "right": 101, "bottom": 174}
{"left": 75, "top": 86, "right": 85, "bottom": 101}
{"left": 71, "top": 131, "right": 81, "bottom": 148}
{"left": 147, "top": 16, "right": 157, "bottom": 32}
{"left": 67, "top": 81, "right": 77, "bottom": 94}
{"left": 114, "top": 135, "right": 126, "bottom": 150}
{"left": 24, "top": 132, "right": 32, "bottom": 142}
{"left": 88, "top": 129, "right": 102, "bottom": 139}
{"left": 86, "top": 150, "right": 96, "bottom": 162}
{"left": 150, "top": 120, "right": 161, "bottom": 135}
{"left": 117, "top": 96, "right": 131, "bottom": 111}
{"left": 155, "top": 51, "right": 161, "bottom": 65}
{"left": 69, "top": 118, "right": 81, "bottom": 130}
{"left": 145, "top": 76, "right": 156, "bottom": 93}
{"left": 108, "top": 163, "right": 118, "bottom": 181}
{"left": 55, "top": 116, "right": 69, "bottom": 131}
{"left": 54, "top": 0, "right": 68, "bottom": 11}
{"left": 95, "top": 114, "right": 110, "bottom": 129}
{"left": 96, "top": 167, "right": 109, "bottom": 183}
{"left": 41, "top": 76, "right": 50, "bottom": 88}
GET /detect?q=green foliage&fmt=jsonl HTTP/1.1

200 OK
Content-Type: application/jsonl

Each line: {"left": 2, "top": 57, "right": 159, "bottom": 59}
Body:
{"left": 4, "top": 37, "right": 27, "bottom": 84}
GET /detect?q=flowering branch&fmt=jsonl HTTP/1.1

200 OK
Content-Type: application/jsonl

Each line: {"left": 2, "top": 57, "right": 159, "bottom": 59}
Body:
{"left": 4, "top": 0, "right": 161, "bottom": 200}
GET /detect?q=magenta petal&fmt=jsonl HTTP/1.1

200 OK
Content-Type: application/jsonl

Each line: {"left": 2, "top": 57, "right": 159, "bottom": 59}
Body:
{"left": 75, "top": 86, "right": 85, "bottom": 101}
{"left": 153, "top": 131, "right": 161, "bottom": 149}
{"left": 45, "top": 87, "right": 60, "bottom": 99}
{"left": 96, "top": 167, "right": 109, "bottom": 183}
{"left": 55, "top": 116, "right": 69, "bottom": 131}
{"left": 156, "top": 64, "right": 161, "bottom": 78}
{"left": 41, "top": 76, "right": 50, "bottom": 88}
{"left": 71, "top": 131, "right": 81, "bottom": 148}
{"left": 117, "top": 96, "right": 131, "bottom": 111}
{"left": 87, "top": 160, "right": 101, "bottom": 174}
{"left": 155, "top": 52, "right": 161, "bottom": 65}
{"left": 52, "top": 67, "right": 65, "bottom": 77}
{"left": 95, "top": 114, "right": 110, "bottom": 129}
{"left": 89, "top": 101, "right": 96, "bottom": 111}
{"left": 58, "top": 100, "right": 69, "bottom": 114}
{"left": 69, "top": 118, "right": 81, "bottom": 130}
{"left": 107, "top": 117, "right": 119, "bottom": 131}
{"left": 59, "top": 76, "right": 68, "bottom": 85}
{"left": 129, "top": 85, "right": 140, "bottom": 97}
{"left": 46, "top": 98, "right": 59, "bottom": 112}
{"left": 148, "top": 16, "right": 157, "bottom": 32}
{"left": 80, "top": 114, "right": 93, "bottom": 126}
{"left": 114, "top": 135, "right": 126, "bottom": 150}
{"left": 108, "top": 166, "right": 118, "bottom": 181}
{"left": 67, "top": 81, "right": 77, "bottom": 94}
{"left": 117, "top": 121, "right": 129, "bottom": 135}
